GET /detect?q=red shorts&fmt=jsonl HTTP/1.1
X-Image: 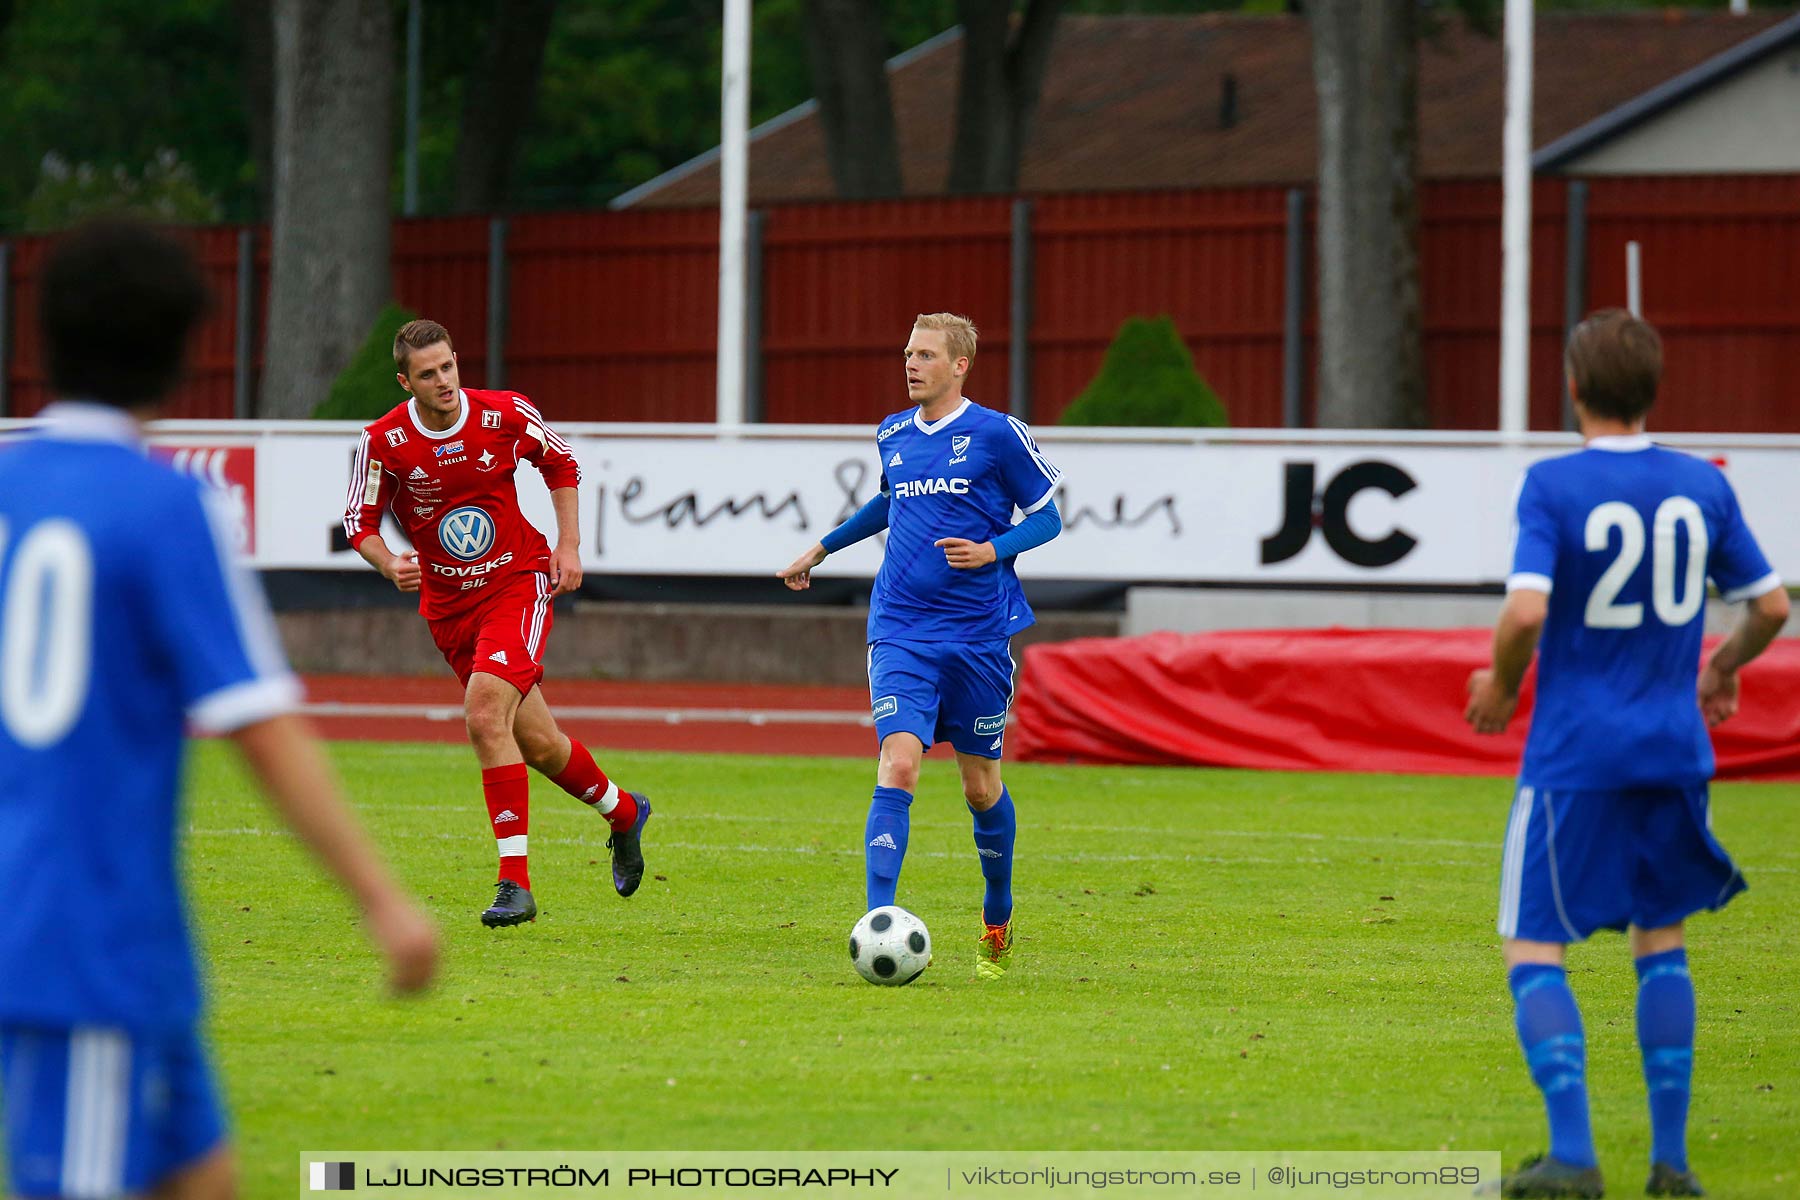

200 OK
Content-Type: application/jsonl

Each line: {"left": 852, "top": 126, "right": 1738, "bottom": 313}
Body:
{"left": 426, "top": 571, "right": 555, "bottom": 695}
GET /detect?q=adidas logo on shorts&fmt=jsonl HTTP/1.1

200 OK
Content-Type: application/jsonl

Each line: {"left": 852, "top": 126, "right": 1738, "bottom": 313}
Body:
{"left": 488, "top": 650, "right": 509, "bottom": 665}
{"left": 868, "top": 832, "right": 898, "bottom": 850}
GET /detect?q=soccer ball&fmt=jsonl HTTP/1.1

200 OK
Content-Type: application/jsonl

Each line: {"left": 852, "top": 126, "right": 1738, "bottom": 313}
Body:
{"left": 848, "top": 906, "right": 931, "bottom": 986}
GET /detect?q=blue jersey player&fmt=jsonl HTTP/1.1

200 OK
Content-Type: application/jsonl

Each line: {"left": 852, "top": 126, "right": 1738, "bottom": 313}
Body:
{"left": 0, "top": 219, "right": 437, "bottom": 1200}
{"left": 778, "top": 314, "right": 1063, "bottom": 979}
{"left": 1465, "top": 310, "right": 1788, "bottom": 1199}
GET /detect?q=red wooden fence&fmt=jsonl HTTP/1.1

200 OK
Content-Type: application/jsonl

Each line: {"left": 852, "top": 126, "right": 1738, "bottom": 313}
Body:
{"left": 6, "top": 175, "right": 1797, "bottom": 431}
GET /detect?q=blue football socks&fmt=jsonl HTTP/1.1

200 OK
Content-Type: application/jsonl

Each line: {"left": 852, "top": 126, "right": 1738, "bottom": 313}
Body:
{"left": 1509, "top": 963, "right": 1598, "bottom": 1169}
{"left": 1635, "top": 948, "right": 1696, "bottom": 1172}
{"left": 864, "top": 786, "right": 913, "bottom": 910}
{"left": 970, "top": 787, "right": 1016, "bottom": 926}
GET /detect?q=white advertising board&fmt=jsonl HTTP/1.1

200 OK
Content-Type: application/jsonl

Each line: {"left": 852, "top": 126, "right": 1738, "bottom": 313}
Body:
{"left": 8, "top": 420, "right": 1797, "bottom": 588}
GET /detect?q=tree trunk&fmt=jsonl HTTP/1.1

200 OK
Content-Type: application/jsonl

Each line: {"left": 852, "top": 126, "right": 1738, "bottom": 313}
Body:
{"left": 451, "top": 0, "right": 558, "bottom": 213}
{"left": 261, "top": 0, "right": 394, "bottom": 419}
{"left": 232, "top": 0, "right": 275, "bottom": 221}
{"left": 802, "top": 0, "right": 901, "bottom": 199}
{"left": 1309, "top": 0, "right": 1425, "bottom": 429}
{"left": 948, "top": 0, "right": 1063, "bottom": 194}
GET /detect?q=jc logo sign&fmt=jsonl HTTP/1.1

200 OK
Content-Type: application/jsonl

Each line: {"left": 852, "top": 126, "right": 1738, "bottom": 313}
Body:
{"left": 1259, "top": 460, "right": 1419, "bottom": 568}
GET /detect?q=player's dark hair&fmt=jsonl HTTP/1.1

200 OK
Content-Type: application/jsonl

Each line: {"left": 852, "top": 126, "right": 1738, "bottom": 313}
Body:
{"left": 394, "top": 318, "right": 453, "bottom": 373}
{"left": 1566, "top": 308, "right": 1662, "bottom": 423}
{"left": 39, "top": 216, "right": 211, "bottom": 408}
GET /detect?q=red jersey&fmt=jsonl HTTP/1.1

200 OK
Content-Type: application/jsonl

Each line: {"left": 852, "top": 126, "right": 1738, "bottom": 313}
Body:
{"left": 343, "top": 388, "right": 581, "bottom": 620}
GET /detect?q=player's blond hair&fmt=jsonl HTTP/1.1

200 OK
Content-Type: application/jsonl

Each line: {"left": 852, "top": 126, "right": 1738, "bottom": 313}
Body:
{"left": 913, "top": 313, "right": 977, "bottom": 365}
{"left": 394, "top": 318, "right": 453, "bottom": 373}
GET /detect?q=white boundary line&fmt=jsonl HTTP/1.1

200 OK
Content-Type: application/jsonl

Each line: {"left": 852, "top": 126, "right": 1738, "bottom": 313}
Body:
{"left": 302, "top": 700, "right": 873, "bottom": 727}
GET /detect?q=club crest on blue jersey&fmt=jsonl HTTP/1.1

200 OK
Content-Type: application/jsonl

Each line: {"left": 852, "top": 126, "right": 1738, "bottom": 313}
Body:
{"left": 438, "top": 505, "right": 496, "bottom": 561}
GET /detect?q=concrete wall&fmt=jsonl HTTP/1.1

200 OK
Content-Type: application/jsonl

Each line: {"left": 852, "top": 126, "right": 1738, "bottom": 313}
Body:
{"left": 276, "top": 603, "right": 1123, "bottom": 687}
{"left": 1567, "top": 50, "right": 1800, "bottom": 174}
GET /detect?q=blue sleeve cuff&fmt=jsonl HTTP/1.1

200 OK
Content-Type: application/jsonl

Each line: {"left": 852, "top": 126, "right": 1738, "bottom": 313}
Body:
{"left": 821, "top": 491, "right": 891, "bottom": 554}
{"left": 990, "top": 497, "right": 1062, "bottom": 560}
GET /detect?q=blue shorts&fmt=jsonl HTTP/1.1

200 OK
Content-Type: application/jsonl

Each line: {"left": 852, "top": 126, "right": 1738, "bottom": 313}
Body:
{"left": 1, "top": 1024, "right": 226, "bottom": 1199}
{"left": 867, "top": 637, "right": 1015, "bottom": 758}
{"left": 1497, "top": 783, "right": 1746, "bottom": 943}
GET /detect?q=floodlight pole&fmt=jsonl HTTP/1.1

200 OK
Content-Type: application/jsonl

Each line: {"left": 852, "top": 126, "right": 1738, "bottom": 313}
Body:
{"left": 1499, "top": 0, "right": 1533, "bottom": 435}
{"left": 1626, "top": 241, "right": 1643, "bottom": 317}
{"left": 716, "top": 0, "right": 751, "bottom": 429}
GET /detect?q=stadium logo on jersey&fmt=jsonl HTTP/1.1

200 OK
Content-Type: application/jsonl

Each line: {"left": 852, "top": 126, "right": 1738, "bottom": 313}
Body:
{"left": 871, "top": 694, "right": 898, "bottom": 721}
{"left": 1260, "top": 460, "right": 1419, "bottom": 568}
{"left": 385, "top": 429, "right": 407, "bottom": 447}
{"left": 973, "top": 714, "right": 1007, "bottom": 737}
{"left": 482, "top": 410, "right": 502, "bottom": 429}
{"left": 894, "top": 477, "right": 969, "bottom": 498}
{"left": 888, "top": 452, "right": 903, "bottom": 467}
{"left": 877, "top": 418, "right": 907, "bottom": 443}
{"left": 438, "top": 505, "right": 498, "bottom": 561}
{"left": 949, "top": 434, "right": 971, "bottom": 464}
{"left": 432, "top": 440, "right": 465, "bottom": 458}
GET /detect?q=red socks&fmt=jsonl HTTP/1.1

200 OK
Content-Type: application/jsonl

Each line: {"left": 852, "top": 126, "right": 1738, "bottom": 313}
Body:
{"left": 482, "top": 763, "right": 530, "bottom": 887}
{"left": 551, "top": 738, "right": 637, "bottom": 832}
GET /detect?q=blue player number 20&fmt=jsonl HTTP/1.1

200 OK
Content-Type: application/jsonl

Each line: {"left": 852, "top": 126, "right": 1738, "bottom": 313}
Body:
{"left": 1583, "top": 496, "right": 1707, "bottom": 630}
{"left": 0, "top": 518, "right": 94, "bottom": 748}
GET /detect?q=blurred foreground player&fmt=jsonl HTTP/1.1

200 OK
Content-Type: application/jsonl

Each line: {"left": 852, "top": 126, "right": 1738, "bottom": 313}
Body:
{"left": 343, "top": 320, "right": 651, "bottom": 926}
{"left": 777, "top": 314, "right": 1064, "bottom": 979}
{"left": 1466, "top": 310, "right": 1788, "bottom": 1198}
{"left": 0, "top": 217, "right": 438, "bottom": 1200}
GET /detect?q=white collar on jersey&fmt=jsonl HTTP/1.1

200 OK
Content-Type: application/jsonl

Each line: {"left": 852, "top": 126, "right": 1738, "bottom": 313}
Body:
{"left": 913, "top": 397, "right": 970, "bottom": 435}
{"left": 1586, "top": 434, "right": 1652, "bottom": 452}
{"left": 33, "top": 400, "right": 144, "bottom": 447}
{"left": 408, "top": 390, "right": 470, "bottom": 439}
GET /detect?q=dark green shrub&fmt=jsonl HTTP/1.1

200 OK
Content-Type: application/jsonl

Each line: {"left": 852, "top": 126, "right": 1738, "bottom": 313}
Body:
{"left": 1058, "top": 315, "right": 1228, "bottom": 427}
{"left": 311, "top": 302, "right": 418, "bottom": 420}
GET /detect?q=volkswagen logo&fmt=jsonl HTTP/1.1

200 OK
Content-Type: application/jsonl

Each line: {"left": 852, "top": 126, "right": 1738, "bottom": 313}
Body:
{"left": 438, "top": 505, "right": 496, "bottom": 561}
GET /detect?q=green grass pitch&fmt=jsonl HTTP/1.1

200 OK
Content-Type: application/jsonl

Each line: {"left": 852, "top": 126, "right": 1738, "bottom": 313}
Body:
{"left": 177, "top": 744, "right": 1797, "bottom": 1197}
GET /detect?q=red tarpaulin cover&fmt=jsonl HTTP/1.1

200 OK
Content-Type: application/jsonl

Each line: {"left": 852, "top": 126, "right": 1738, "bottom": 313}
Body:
{"left": 1011, "top": 628, "right": 1800, "bottom": 780}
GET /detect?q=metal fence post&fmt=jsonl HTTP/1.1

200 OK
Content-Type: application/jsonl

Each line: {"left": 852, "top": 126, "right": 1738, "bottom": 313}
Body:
{"left": 1010, "top": 198, "right": 1033, "bottom": 421}
{"left": 234, "top": 228, "right": 255, "bottom": 419}
{"left": 1562, "top": 179, "right": 1588, "bottom": 432}
{"left": 745, "top": 208, "right": 766, "bottom": 423}
{"left": 1282, "top": 188, "right": 1307, "bottom": 429}
{"left": 487, "top": 216, "right": 509, "bottom": 389}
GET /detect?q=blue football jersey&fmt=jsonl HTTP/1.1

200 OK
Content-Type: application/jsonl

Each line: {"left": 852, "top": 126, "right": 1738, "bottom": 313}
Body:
{"left": 1509, "top": 435, "right": 1779, "bottom": 789}
{"left": 867, "top": 399, "right": 1062, "bottom": 644}
{"left": 0, "top": 404, "right": 301, "bottom": 1033}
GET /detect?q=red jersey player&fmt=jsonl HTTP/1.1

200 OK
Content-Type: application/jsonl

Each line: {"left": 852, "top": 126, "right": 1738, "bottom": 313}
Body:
{"left": 343, "top": 318, "right": 651, "bottom": 927}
